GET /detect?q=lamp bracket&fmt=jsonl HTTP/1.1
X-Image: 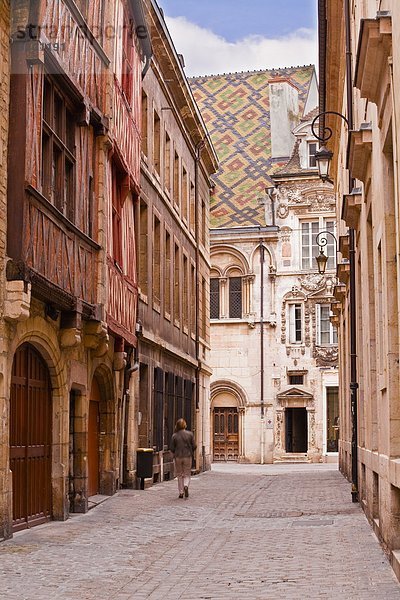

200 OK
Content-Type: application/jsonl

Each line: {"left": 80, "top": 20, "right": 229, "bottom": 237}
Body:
{"left": 311, "top": 111, "right": 350, "bottom": 143}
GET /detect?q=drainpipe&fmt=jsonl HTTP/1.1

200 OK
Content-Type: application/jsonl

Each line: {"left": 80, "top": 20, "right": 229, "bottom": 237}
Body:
{"left": 194, "top": 140, "right": 206, "bottom": 472}
{"left": 260, "top": 240, "right": 265, "bottom": 464}
{"left": 130, "top": 0, "right": 152, "bottom": 78}
{"left": 344, "top": 0, "right": 359, "bottom": 503}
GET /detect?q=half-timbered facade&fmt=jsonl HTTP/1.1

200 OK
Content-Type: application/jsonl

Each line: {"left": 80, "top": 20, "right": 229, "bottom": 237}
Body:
{"left": 0, "top": 0, "right": 148, "bottom": 539}
{"left": 136, "top": 0, "right": 218, "bottom": 481}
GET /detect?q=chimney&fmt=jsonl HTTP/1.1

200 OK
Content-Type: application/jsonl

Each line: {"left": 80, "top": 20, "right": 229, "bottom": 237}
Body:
{"left": 268, "top": 77, "right": 300, "bottom": 160}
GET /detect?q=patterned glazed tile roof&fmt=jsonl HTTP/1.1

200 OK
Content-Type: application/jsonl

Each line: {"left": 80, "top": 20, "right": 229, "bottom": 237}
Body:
{"left": 190, "top": 65, "right": 316, "bottom": 228}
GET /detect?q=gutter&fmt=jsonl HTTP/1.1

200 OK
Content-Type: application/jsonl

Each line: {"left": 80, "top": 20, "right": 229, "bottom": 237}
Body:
{"left": 130, "top": 0, "right": 152, "bottom": 77}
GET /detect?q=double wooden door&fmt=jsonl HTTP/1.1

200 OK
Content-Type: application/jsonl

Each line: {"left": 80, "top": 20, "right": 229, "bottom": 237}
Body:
{"left": 10, "top": 344, "right": 52, "bottom": 532}
{"left": 213, "top": 408, "right": 239, "bottom": 461}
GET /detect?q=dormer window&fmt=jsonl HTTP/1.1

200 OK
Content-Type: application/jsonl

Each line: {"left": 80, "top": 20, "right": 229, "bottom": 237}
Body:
{"left": 308, "top": 142, "right": 317, "bottom": 168}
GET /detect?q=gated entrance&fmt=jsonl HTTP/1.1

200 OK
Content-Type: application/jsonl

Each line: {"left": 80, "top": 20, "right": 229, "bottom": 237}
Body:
{"left": 10, "top": 344, "right": 52, "bottom": 532}
{"left": 213, "top": 407, "right": 239, "bottom": 461}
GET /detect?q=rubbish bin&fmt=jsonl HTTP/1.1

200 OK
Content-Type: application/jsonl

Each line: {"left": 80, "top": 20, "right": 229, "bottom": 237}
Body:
{"left": 137, "top": 448, "right": 154, "bottom": 489}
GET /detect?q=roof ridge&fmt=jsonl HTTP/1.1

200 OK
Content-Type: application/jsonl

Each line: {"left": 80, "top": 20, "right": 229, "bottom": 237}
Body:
{"left": 189, "top": 64, "right": 315, "bottom": 80}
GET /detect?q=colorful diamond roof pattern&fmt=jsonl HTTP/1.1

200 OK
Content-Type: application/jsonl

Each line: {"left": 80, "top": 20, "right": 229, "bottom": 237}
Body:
{"left": 190, "top": 66, "right": 316, "bottom": 228}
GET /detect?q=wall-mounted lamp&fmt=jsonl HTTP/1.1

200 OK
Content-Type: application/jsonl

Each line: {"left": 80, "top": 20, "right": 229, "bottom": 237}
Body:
{"left": 311, "top": 111, "right": 349, "bottom": 183}
{"left": 315, "top": 230, "right": 338, "bottom": 274}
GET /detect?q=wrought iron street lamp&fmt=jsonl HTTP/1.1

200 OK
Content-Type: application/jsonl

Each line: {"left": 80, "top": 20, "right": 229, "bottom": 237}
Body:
{"left": 315, "top": 230, "right": 337, "bottom": 274}
{"left": 311, "top": 111, "right": 349, "bottom": 183}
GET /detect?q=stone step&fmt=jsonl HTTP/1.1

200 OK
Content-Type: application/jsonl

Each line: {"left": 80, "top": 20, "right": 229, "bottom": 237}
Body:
{"left": 274, "top": 453, "right": 310, "bottom": 463}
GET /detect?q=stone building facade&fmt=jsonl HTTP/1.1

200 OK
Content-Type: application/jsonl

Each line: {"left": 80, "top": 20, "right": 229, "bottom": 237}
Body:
{"left": 136, "top": 1, "right": 217, "bottom": 480}
{"left": 191, "top": 68, "right": 339, "bottom": 464}
{"left": 318, "top": 0, "right": 400, "bottom": 579}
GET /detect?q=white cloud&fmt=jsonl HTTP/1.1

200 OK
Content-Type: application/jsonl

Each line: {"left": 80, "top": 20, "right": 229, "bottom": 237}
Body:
{"left": 164, "top": 16, "right": 318, "bottom": 77}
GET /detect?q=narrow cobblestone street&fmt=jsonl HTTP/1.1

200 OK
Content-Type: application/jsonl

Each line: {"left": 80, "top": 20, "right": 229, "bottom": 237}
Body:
{"left": 1, "top": 464, "right": 399, "bottom": 600}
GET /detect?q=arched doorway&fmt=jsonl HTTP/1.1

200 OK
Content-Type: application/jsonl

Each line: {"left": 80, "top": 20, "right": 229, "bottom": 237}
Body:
{"left": 213, "top": 407, "right": 239, "bottom": 461}
{"left": 211, "top": 382, "right": 247, "bottom": 462}
{"left": 88, "top": 377, "right": 101, "bottom": 497}
{"left": 10, "top": 344, "right": 52, "bottom": 532}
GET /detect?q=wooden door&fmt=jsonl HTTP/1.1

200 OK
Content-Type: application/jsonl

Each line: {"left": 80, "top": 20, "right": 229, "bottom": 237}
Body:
{"left": 213, "top": 408, "right": 239, "bottom": 461}
{"left": 88, "top": 379, "right": 100, "bottom": 497}
{"left": 10, "top": 344, "right": 52, "bottom": 532}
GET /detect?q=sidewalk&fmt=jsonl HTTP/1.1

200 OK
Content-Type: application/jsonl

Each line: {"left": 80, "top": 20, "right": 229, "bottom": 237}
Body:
{"left": 1, "top": 463, "right": 399, "bottom": 599}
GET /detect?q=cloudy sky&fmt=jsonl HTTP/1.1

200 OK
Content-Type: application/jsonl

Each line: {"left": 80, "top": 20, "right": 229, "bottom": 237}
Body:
{"left": 158, "top": 0, "right": 318, "bottom": 76}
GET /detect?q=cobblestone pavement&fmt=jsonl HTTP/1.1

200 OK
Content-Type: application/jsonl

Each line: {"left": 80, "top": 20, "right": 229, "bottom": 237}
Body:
{"left": 1, "top": 463, "right": 400, "bottom": 600}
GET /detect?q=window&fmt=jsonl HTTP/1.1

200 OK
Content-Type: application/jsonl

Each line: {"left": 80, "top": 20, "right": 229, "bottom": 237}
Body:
{"left": 301, "top": 220, "right": 335, "bottom": 270}
{"left": 317, "top": 304, "right": 338, "bottom": 345}
{"left": 141, "top": 91, "right": 148, "bottom": 155}
{"left": 201, "top": 198, "right": 206, "bottom": 246}
{"left": 190, "top": 263, "right": 196, "bottom": 336}
{"left": 202, "top": 276, "right": 207, "bottom": 340}
{"left": 164, "top": 229, "right": 171, "bottom": 317}
{"left": 111, "top": 163, "right": 123, "bottom": 266}
{"left": 289, "top": 303, "right": 302, "bottom": 343}
{"left": 173, "top": 151, "right": 180, "bottom": 210}
{"left": 153, "top": 110, "right": 161, "bottom": 175}
{"left": 289, "top": 374, "right": 304, "bottom": 385}
{"left": 153, "top": 215, "right": 161, "bottom": 306}
{"left": 308, "top": 142, "right": 317, "bottom": 168}
{"left": 229, "top": 277, "right": 242, "bottom": 319}
{"left": 183, "top": 254, "right": 188, "bottom": 330}
{"left": 189, "top": 181, "right": 195, "bottom": 231}
{"left": 210, "top": 278, "right": 220, "bottom": 319}
{"left": 174, "top": 243, "right": 180, "bottom": 324}
{"left": 121, "top": 12, "right": 134, "bottom": 104}
{"left": 184, "top": 380, "right": 194, "bottom": 428}
{"left": 182, "top": 167, "right": 188, "bottom": 222}
{"left": 139, "top": 200, "right": 148, "bottom": 296}
{"left": 153, "top": 367, "right": 164, "bottom": 452}
{"left": 41, "top": 77, "right": 76, "bottom": 223}
{"left": 164, "top": 131, "right": 171, "bottom": 192}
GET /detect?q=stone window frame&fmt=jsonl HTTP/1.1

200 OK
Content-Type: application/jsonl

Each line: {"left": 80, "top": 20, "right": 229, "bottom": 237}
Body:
{"left": 210, "top": 265, "right": 253, "bottom": 322}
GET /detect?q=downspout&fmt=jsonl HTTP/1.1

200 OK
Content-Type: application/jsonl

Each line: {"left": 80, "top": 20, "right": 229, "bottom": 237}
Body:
{"left": 260, "top": 240, "right": 265, "bottom": 464}
{"left": 195, "top": 140, "right": 206, "bottom": 472}
{"left": 344, "top": 0, "right": 359, "bottom": 503}
{"left": 130, "top": 0, "right": 152, "bottom": 78}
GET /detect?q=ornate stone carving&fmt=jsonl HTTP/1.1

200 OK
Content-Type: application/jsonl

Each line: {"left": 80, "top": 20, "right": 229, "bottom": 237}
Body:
{"left": 313, "top": 345, "right": 339, "bottom": 366}
{"left": 84, "top": 320, "right": 109, "bottom": 356}
{"left": 4, "top": 281, "right": 31, "bottom": 322}
{"left": 277, "top": 203, "right": 289, "bottom": 218}
{"left": 304, "top": 305, "right": 311, "bottom": 347}
{"left": 279, "top": 182, "right": 335, "bottom": 213}
{"left": 309, "top": 411, "right": 316, "bottom": 447}
{"left": 298, "top": 274, "right": 326, "bottom": 293}
{"left": 279, "top": 226, "right": 292, "bottom": 242}
{"left": 275, "top": 411, "right": 284, "bottom": 451}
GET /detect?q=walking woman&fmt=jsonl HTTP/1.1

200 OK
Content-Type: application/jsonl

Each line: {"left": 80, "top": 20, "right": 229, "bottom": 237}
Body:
{"left": 170, "top": 419, "right": 196, "bottom": 498}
